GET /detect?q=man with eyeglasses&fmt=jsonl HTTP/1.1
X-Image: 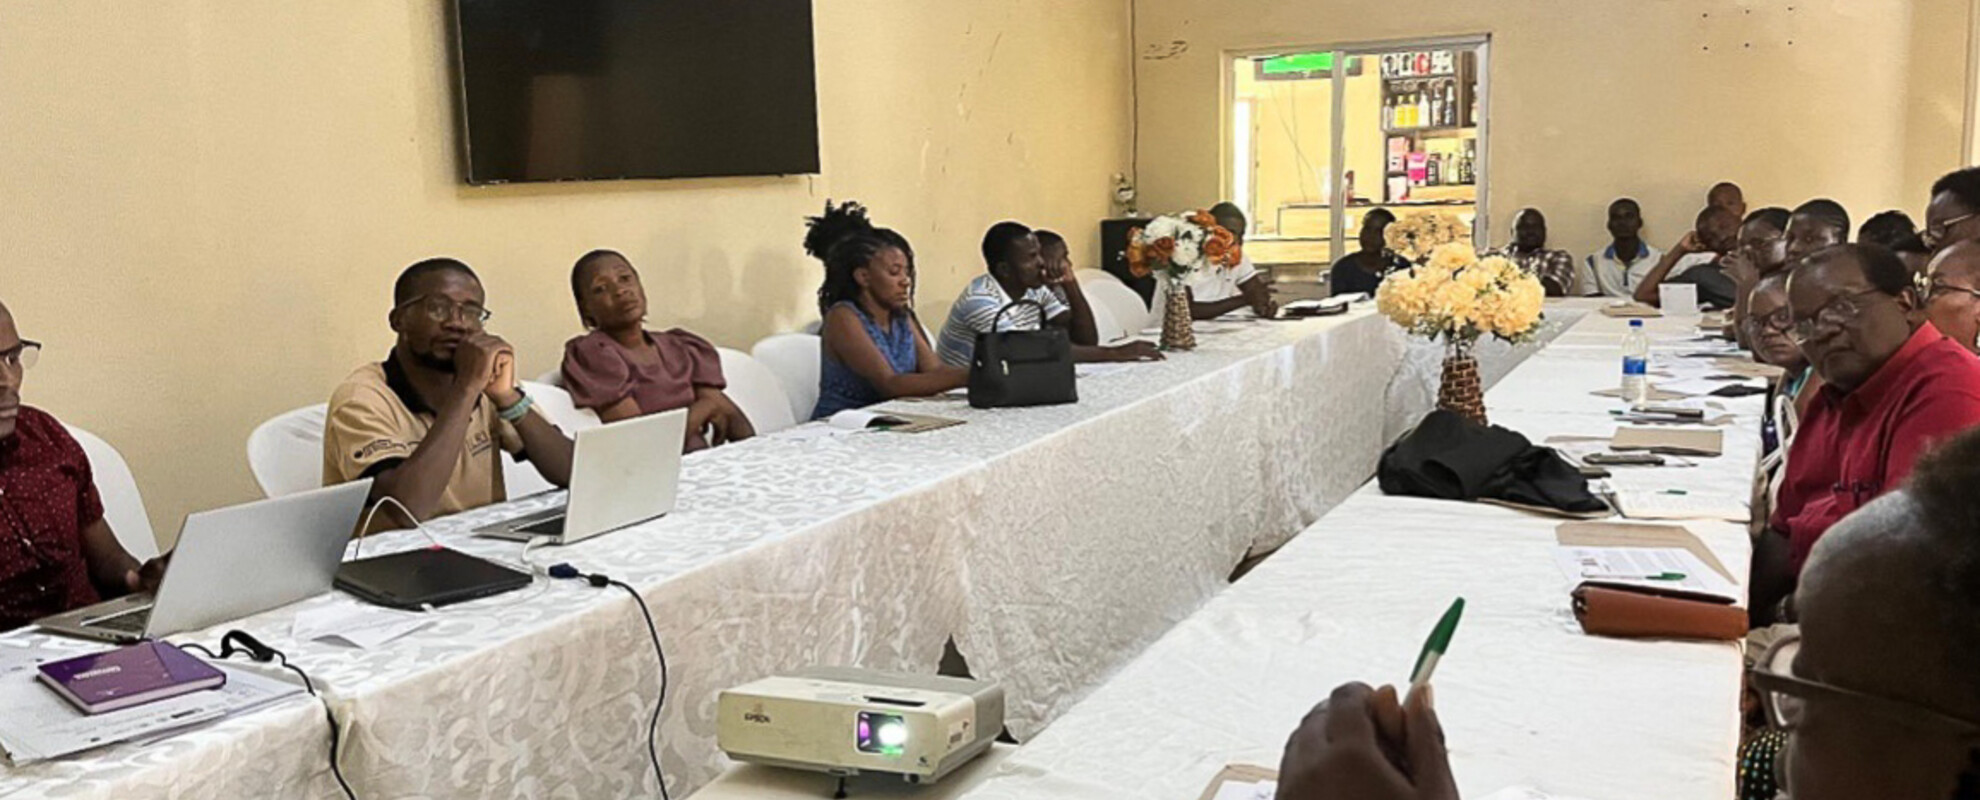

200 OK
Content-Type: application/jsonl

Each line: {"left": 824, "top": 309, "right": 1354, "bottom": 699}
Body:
{"left": 1924, "top": 166, "right": 1980, "bottom": 254}
{"left": 1274, "top": 428, "right": 1980, "bottom": 800}
{"left": 1924, "top": 238, "right": 1980, "bottom": 355}
{"left": 323, "top": 258, "right": 574, "bottom": 533}
{"left": 1751, "top": 244, "right": 1980, "bottom": 626}
{"left": 0, "top": 301, "right": 166, "bottom": 631}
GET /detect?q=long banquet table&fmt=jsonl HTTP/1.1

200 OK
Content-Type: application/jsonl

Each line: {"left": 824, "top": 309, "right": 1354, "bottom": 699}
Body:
{"left": 701, "top": 307, "right": 1756, "bottom": 800}
{"left": 0, "top": 302, "right": 1586, "bottom": 799}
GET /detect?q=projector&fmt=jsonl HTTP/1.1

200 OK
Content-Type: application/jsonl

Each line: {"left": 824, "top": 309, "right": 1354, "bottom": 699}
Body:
{"left": 718, "top": 667, "right": 1004, "bottom": 784}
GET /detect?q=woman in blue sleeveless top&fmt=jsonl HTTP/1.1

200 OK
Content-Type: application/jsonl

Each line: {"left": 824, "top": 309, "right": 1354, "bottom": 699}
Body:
{"left": 812, "top": 232, "right": 966, "bottom": 419}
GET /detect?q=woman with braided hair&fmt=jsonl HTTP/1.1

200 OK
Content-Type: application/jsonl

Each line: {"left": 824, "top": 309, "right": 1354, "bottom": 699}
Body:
{"left": 807, "top": 203, "right": 963, "bottom": 419}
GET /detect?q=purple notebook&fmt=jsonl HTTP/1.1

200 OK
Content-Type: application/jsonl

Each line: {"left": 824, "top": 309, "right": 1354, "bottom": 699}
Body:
{"left": 36, "top": 641, "right": 226, "bottom": 714}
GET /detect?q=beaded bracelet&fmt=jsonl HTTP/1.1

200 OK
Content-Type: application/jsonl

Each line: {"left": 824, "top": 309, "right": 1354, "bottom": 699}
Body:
{"left": 498, "top": 390, "right": 535, "bottom": 423}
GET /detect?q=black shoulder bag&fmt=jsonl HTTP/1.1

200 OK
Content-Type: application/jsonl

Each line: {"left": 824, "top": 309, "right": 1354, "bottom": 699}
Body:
{"left": 967, "top": 300, "right": 1078, "bottom": 409}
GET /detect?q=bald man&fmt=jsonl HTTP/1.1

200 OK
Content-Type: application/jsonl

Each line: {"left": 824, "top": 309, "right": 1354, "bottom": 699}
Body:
{"left": 1925, "top": 238, "right": 1980, "bottom": 354}
{"left": 1277, "top": 427, "right": 1980, "bottom": 800}
{"left": 1708, "top": 181, "right": 1747, "bottom": 220}
{"left": 0, "top": 300, "right": 165, "bottom": 631}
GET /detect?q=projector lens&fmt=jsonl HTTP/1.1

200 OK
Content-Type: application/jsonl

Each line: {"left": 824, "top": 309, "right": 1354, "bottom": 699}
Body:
{"left": 856, "top": 711, "right": 907, "bottom": 756}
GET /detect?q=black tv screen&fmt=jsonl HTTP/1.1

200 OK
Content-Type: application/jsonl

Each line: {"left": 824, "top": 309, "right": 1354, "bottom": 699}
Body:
{"left": 452, "top": 0, "right": 820, "bottom": 184}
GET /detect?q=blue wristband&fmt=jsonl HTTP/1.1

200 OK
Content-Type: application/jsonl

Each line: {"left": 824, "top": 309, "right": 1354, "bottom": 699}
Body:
{"left": 498, "top": 390, "right": 534, "bottom": 423}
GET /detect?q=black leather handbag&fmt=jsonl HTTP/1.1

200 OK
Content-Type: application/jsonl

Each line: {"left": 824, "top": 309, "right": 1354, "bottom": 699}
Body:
{"left": 967, "top": 300, "right": 1078, "bottom": 409}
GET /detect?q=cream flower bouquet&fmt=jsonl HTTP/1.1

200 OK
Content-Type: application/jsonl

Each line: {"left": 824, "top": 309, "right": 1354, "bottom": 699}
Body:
{"left": 1375, "top": 242, "right": 1546, "bottom": 424}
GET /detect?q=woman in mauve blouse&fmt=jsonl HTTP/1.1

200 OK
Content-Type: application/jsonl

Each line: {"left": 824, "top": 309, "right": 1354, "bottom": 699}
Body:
{"left": 560, "top": 250, "right": 754, "bottom": 452}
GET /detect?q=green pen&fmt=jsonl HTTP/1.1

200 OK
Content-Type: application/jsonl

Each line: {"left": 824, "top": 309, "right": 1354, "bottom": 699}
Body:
{"left": 1587, "top": 571, "right": 1687, "bottom": 581}
{"left": 1407, "top": 598, "right": 1466, "bottom": 699}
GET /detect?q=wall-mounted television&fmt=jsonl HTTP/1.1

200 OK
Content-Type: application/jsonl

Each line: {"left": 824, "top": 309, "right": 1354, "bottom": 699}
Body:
{"left": 451, "top": 0, "right": 820, "bottom": 184}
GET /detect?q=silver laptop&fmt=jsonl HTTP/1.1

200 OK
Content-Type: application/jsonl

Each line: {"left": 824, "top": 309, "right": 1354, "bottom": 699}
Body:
{"left": 477, "top": 408, "right": 687, "bottom": 544}
{"left": 36, "top": 479, "right": 373, "bottom": 643}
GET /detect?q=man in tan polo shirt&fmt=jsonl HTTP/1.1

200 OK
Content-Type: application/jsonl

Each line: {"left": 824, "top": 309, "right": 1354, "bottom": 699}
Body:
{"left": 324, "top": 258, "right": 575, "bottom": 532}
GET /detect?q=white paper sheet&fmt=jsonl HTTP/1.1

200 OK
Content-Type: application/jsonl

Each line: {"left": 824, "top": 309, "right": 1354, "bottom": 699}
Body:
{"left": 1553, "top": 546, "right": 1739, "bottom": 603}
{"left": 0, "top": 638, "right": 311, "bottom": 762}
{"left": 292, "top": 604, "right": 434, "bottom": 649}
{"left": 1210, "top": 779, "right": 1277, "bottom": 800}
{"left": 1612, "top": 487, "right": 1749, "bottom": 522}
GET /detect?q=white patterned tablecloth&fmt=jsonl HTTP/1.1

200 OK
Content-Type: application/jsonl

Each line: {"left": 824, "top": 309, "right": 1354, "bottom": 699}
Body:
{"left": 1, "top": 305, "right": 1578, "bottom": 799}
{"left": 945, "top": 311, "right": 1756, "bottom": 800}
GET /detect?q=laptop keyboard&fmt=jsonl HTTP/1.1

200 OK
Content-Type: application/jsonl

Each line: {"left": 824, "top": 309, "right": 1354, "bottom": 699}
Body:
{"left": 85, "top": 606, "right": 153, "bottom": 634}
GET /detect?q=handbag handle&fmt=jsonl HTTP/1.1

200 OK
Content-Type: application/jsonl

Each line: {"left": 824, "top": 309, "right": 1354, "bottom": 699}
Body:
{"left": 989, "top": 299, "right": 1047, "bottom": 331}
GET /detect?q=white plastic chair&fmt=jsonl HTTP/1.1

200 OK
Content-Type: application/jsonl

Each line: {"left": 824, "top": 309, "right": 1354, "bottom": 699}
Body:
{"left": 1084, "top": 295, "right": 1128, "bottom": 344}
{"left": 715, "top": 348, "right": 798, "bottom": 435}
{"left": 506, "top": 381, "right": 601, "bottom": 498}
{"left": 751, "top": 333, "right": 823, "bottom": 423}
{"left": 247, "top": 405, "right": 331, "bottom": 499}
{"left": 63, "top": 425, "right": 159, "bottom": 560}
{"left": 1081, "top": 275, "right": 1158, "bottom": 335}
{"left": 534, "top": 368, "right": 564, "bottom": 388}
{"left": 1075, "top": 269, "right": 1124, "bottom": 291}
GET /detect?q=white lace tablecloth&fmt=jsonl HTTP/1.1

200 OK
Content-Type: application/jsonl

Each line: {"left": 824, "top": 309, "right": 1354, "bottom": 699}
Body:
{"left": 944, "top": 311, "right": 1757, "bottom": 800}
{"left": 7, "top": 306, "right": 1586, "bottom": 800}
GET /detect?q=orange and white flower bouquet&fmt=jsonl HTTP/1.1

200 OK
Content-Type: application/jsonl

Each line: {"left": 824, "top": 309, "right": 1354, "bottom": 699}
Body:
{"left": 1126, "top": 210, "right": 1245, "bottom": 349}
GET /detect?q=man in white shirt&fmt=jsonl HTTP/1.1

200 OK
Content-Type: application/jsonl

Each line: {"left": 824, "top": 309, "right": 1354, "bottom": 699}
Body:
{"left": 1578, "top": 198, "right": 1665, "bottom": 297}
{"left": 937, "top": 222, "right": 1162, "bottom": 367}
{"left": 1182, "top": 203, "right": 1278, "bottom": 320}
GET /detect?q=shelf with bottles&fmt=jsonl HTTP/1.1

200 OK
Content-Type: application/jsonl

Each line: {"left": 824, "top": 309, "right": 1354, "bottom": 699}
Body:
{"left": 1378, "top": 49, "right": 1479, "bottom": 134}
{"left": 1384, "top": 134, "right": 1479, "bottom": 202}
{"left": 1383, "top": 125, "right": 1477, "bottom": 138}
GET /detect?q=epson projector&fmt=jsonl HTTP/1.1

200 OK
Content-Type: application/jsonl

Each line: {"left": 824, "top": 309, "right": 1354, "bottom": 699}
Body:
{"left": 717, "top": 667, "right": 1004, "bottom": 784}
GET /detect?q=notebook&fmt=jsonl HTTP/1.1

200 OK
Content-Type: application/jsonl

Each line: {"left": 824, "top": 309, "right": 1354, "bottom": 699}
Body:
{"left": 827, "top": 409, "right": 964, "bottom": 434}
{"left": 1610, "top": 426, "right": 1724, "bottom": 456}
{"left": 1599, "top": 302, "right": 1662, "bottom": 318}
{"left": 36, "top": 641, "right": 226, "bottom": 715}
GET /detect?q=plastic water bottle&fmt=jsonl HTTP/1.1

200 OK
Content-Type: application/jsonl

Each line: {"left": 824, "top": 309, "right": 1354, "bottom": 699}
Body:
{"left": 1621, "top": 319, "right": 1650, "bottom": 407}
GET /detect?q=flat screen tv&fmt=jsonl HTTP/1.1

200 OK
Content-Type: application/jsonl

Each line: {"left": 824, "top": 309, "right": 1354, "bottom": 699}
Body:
{"left": 452, "top": 0, "right": 820, "bottom": 184}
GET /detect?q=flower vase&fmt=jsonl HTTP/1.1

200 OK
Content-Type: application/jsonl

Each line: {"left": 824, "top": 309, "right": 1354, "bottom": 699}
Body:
{"left": 1438, "top": 340, "right": 1487, "bottom": 426}
{"left": 1160, "top": 279, "right": 1197, "bottom": 350}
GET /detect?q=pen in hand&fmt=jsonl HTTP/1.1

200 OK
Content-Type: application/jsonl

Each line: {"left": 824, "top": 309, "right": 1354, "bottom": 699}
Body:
{"left": 1407, "top": 597, "right": 1466, "bottom": 704}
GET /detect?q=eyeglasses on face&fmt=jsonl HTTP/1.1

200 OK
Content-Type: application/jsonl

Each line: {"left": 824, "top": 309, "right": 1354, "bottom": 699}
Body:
{"left": 1749, "top": 633, "right": 1980, "bottom": 738}
{"left": 0, "top": 340, "right": 41, "bottom": 373}
{"left": 396, "top": 296, "right": 492, "bottom": 326}
{"left": 1924, "top": 211, "right": 1980, "bottom": 248}
{"left": 1789, "top": 288, "right": 1890, "bottom": 344}
{"left": 1926, "top": 280, "right": 1980, "bottom": 304}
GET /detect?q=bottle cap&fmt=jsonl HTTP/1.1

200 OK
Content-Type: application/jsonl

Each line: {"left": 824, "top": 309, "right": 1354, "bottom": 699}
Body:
{"left": 1630, "top": 319, "right": 1644, "bottom": 328}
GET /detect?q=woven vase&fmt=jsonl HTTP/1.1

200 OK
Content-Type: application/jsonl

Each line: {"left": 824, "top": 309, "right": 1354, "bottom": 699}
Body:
{"left": 1160, "top": 279, "right": 1196, "bottom": 350}
{"left": 1438, "top": 340, "right": 1487, "bottom": 426}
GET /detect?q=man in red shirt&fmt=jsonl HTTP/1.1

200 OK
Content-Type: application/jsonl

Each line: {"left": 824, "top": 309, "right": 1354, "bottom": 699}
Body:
{"left": 0, "top": 300, "right": 164, "bottom": 631}
{"left": 1750, "top": 244, "right": 1980, "bottom": 624}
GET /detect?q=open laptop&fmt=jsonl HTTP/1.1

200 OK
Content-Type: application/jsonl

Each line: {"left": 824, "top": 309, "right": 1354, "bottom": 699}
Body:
{"left": 36, "top": 479, "right": 373, "bottom": 643}
{"left": 476, "top": 408, "right": 687, "bottom": 544}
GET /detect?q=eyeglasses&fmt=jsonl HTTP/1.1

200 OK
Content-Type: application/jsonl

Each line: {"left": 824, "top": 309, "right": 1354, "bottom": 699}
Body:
{"left": 1790, "top": 288, "right": 1890, "bottom": 344}
{"left": 395, "top": 296, "right": 492, "bottom": 326}
{"left": 1741, "top": 307, "right": 1792, "bottom": 335}
{"left": 0, "top": 340, "right": 41, "bottom": 373}
{"left": 1749, "top": 633, "right": 1980, "bottom": 738}
{"left": 1927, "top": 280, "right": 1980, "bottom": 303}
{"left": 1924, "top": 211, "right": 1980, "bottom": 249}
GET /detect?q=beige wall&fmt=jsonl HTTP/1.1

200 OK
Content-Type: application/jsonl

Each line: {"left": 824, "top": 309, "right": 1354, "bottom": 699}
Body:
{"left": 0, "top": 0, "right": 1130, "bottom": 544}
{"left": 1135, "top": 0, "right": 1971, "bottom": 258}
